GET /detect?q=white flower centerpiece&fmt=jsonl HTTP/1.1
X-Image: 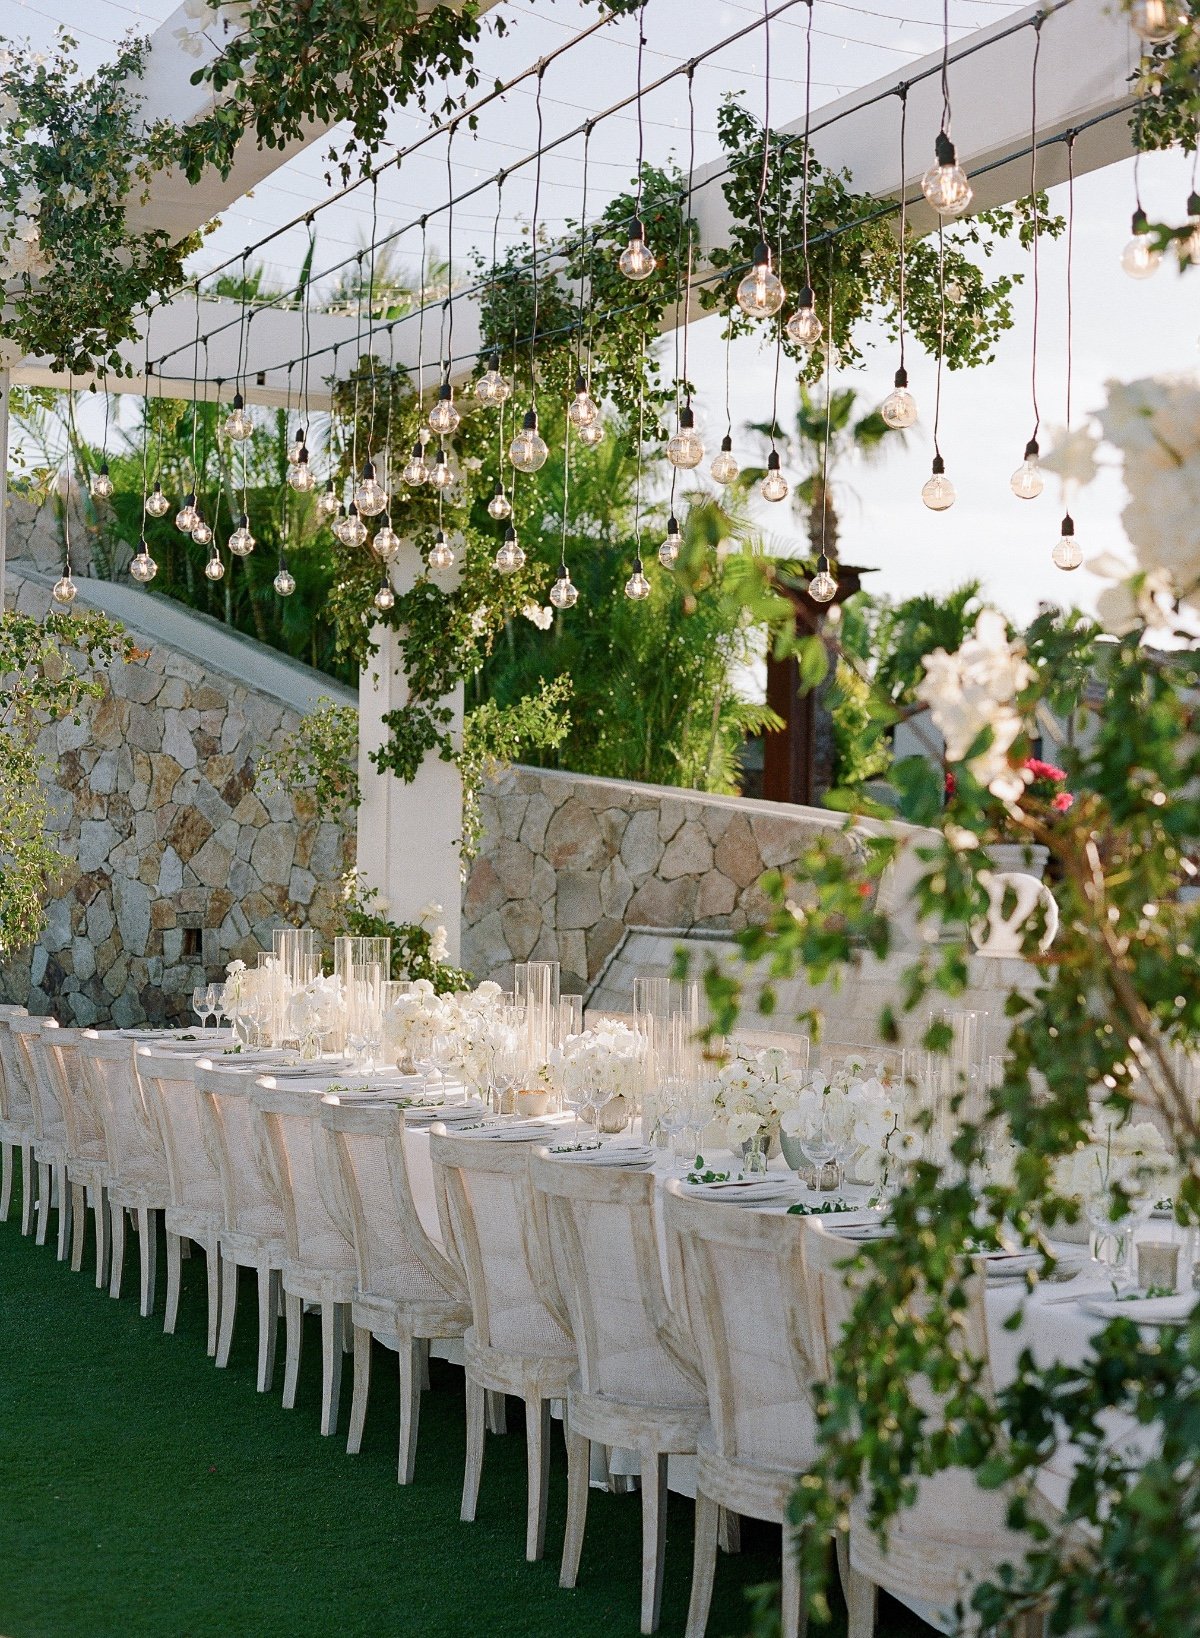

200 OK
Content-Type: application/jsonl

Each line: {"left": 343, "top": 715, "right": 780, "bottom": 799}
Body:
{"left": 552, "top": 1021, "right": 647, "bottom": 1133}
{"left": 286, "top": 972, "right": 343, "bottom": 1060}
{"left": 778, "top": 1054, "right": 921, "bottom": 1193}
{"left": 713, "top": 1045, "right": 810, "bottom": 1172}
{"left": 1052, "top": 1117, "right": 1177, "bottom": 1268}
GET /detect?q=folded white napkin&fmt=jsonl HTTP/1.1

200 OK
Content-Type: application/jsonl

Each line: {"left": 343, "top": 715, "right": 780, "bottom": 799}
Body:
{"left": 457, "top": 1119, "right": 560, "bottom": 1141}
{"left": 1081, "top": 1291, "right": 1197, "bottom": 1324}
{"left": 547, "top": 1142, "right": 656, "bottom": 1167}
{"left": 403, "top": 1101, "right": 487, "bottom": 1127}
{"left": 680, "top": 1175, "right": 799, "bottom": 1204}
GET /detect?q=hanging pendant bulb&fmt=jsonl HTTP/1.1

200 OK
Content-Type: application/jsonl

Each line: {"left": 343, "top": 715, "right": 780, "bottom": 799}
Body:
{"left": 341, "top": 503, "right": 368, "bottom": 548}
{"left": 1121, "top": 209, "right": 1162, "bottom": 278}
{"left": 785, "top": 286, "right": 824, "bottom": 347}
{"left": 880, "top": 367, "right": 918, "bottom": 430}
{"left": 922, "top": 132, "right": 973, "bottom": 218}
{"left": 318, "top": 480, "right": 340, "bottom": 519}
{"left": 509, "top": 409, "right": 549, "bottom": 473}
{"left": 624, "top": 557, "right": 652, "bottom": 601}
{"left": 287, "top": 427, "right": 306, "bottom": 466}
{"left": 736, "top": 241, "right": 786, "bottom": 318}
{"left": 808, "top": 553, "right": 838, "bottom": 604}
{"left": 428, "top": 448, "right": 454, "bottom": 491}
{"left": 401, "top": 442, "right": 429, "bottom": 487}
{"left": 577, "top": 419, "right": 605, "bottom": 449}
{"left": 1052, "top": 513, "right": 1083, "bottom": 571}
{"left": 274, "top": 565, "right": 296, "bottom": 596}
{"left": 667, "top": 404, "right": 704, "bottom": 470}
{"left": 618, "top": 216, "right": 656, "bottom": 282}
{"left": 475, "top": 353, "right": 512, "bottom": 406}
{"left": 495, "top": 525, "right": 526, "bottom": 575}
{"left": 175, "top": 492, "right": 198, "bottom": 533}
{"left": 191, "top": 517, "right": 213, "bottom": 547}
{"left": 51, "top": 572, "right": 78, "bottom": 605}
{"left": 1177, "top": 191, "right": 1200, "bottom": 265}
{"left": 373, "top": 521, "right": 401, "bottom": 561}
{"left": 374, "top": 578, "right": 396, "bottom": 612}
{"left": 549, "top": 563, "right": 578, "bottom": 609}
{"left": 760, "top": 450, "right": 789, "bottom": 503}
{"left": 90, "top": 462, "right": 113, "bottom": 501}
{"left": 487, "top": 480, "right": 512, "bottom": 521}
{"left": 129, "top": 540, "right": 158, "bottom": 584}
{"left": 921, "top": 454, "right": 956, "bottom": 511}
{"left": 203, "top": 550, "right": 225, "bottom": 582}
{"left": 228, "top": 514, "right": 256, "bottom": 556}
{"left": 287, "top": 447, "right": 315, "bottom": 492}
{"left": 1010, "top": 438, "right": 1044, "bottom": 500}
{"left": 657, "top": 515, "right": 682, "bottom": 569}
{"left": 332, "top": 504, "right": 350, "bottom": 542}
{"left": 428, "top": 382, "right": 461, "bottom": 437}
{"left": 223, "top": 391, "right": 253, "bottom": 442}
{"left": 711, "top": 435, "right": 739, "bottom": 486}
{"left": 567, "top": 372, "right": 599, "bottom": 429}
{"left": 1130, "top": 0, "right": 1184, "bottom": 40}
{"left": 354, "top": 459, "right": 387, "bottom": 516}
{"left": 145, "top": 482, "right": 170, "bottom": 519}
{"left": 429, "top": 530, "right": 455, "bottom": 570}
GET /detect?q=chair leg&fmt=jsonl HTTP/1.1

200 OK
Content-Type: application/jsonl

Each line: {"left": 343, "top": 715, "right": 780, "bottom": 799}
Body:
{"left": 255, "top": 1266, "right": 280, "bottom": 1393}
{"left": 461, "top": 1375, "right": 486, "bottom": 1522}
{"left": 20, "top": 1142, "right": 35, "bottom": 1235}
{"left": 164, "top": 1231, "right": 182, "bottom": 1334}
{"left": 205, "top": 1241, "right": 221, "bottom": 1357}
{"left": 319, "top": 1301, "right": 344, "bottom": 1436}
{"left": 486, "top": 1390, "right": 507, "bottom": 1435}
{"left": 780, "top": 1527, "right": 807, "bottom": 1638}
{"left": 56, "top": 1163, "right": 72, "bottom": 1262}
{"left": 838, "top": 1534, "right": 877, "bottom": 1638}
{"left": 109, "top": 1201, "right": 126, "bottom": 1298}
{"left": 397, "top": 1335, "right": 422, "bottom": 1484}
{"left": 640, "top": 1449, "right": 670, "bottom": 1635}
{"left": 35, "top": 1160, "right": 50, "bottom": 1245}
{"left": 137, "top": 1206, "right": 157, "bottom": 1315}
{"left": 281, "top": 1291, "right": 304, "bottom": 1409}
{"left": 0, "top": 1140, "right": 11, "bottom": 1221}
{"left": 560, "top": 1422, "right": 590, "bottom": 1589}
{"left": 70, "top": 1182, "right": 86, "bottom": 1271}
{"left": 94, "top": 1188, "right": 110, "bottom": 1289}
{"left": 347, "top": 1325, "right": 372, "bottom": 1455}
{"left": 685, "top": 1491, "right": 720, "bottom": 1638}
{"left": 524, "top": 1394, "right": 552, "bottom": 1563}
{"left": 418, "top": 1338, "right": 431, "bottom": 1391}
{"left": 718, "top": 1509, "right": 741, "bottom": 1555}
{"left": 216, "top": 1256, "right": 238, "bottom": 1368}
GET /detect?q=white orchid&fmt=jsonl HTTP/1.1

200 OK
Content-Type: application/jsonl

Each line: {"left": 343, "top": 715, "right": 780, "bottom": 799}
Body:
{"left": 553, "top": 1022, "right": 646, "bottom": 1102}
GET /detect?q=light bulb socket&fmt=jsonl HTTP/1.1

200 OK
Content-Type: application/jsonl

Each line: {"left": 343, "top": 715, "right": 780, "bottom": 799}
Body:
{"left": 522, "top": 409, "right": 538, "bottom": 431}
{"left": 347, "top": 503, "right": 359, "bottom": 518}
{"left": 437, "top": 382, "right": 452, "bottom": 401}
{"left": 1023, "top": 438, "right": 1040, "bottom": 460}
{"left": 931, "top": 455, "right": 945, "bottom": 476}
{"left": 295, "top": 426, "right": 306, "bottom": 443}
{"left": 184, "top": 491, "right": 196, "bottom": 507}
{"left": 411, "top": 441, "right": 424, "bottom": 458}
{"left": 1188, "top": 191, "right": 1200, "bottom": 218}
{"left": 1060, "top": 513, "right": 1075, "bottom": 537}
{"left": 298, "top": 446, "right": 310, "bottom": 464}
{"left": 817, "top": 553, "right": 831, "bottom": 574}
{"left": 893, "top": 366, "right": 908, "bottom": 389}
{"left": 360, "top": 459, "right": 375, "bottom": 479}
{"left": 751, "top": 239, "right": 771, "bottom": 269}
{"left": 504, "top": 525, "right": 517, "bottom": 543}
{"left": 99, "top": 461, "right": 109, "bottom": 476}
{"left": 934, "top": 130, "right": 957, "bottom": 168}
{"left": 151, "top": 481, "right": 162, "bottom": 494}
{"left": 434, "top": 530, "right": 446, "bottom": 545}
{"left": 628, "top": 216, "right": 646, "bottom": 243}
{"left": 231, "top": 391, "right": 244, "bottom": 410}
{"left": 667, "top": 515, "right": 680, "bottom": 537}
{"left": 573, "top": 371, "right": 587, "bottom": 394}
{"left": 767, "top": 451, "right": 782, "bottom": 472}
{"left": 324, "top": 478, "right": 335, "bottom": 492}
{"left": 720, "top": 434, "right": 733, "bottom": 453}
{"left": 557, "top": 562, "right": 569, "bottom": 578}
{"left": 632, "top": 557, "right": 644, "bottom": 574}
{"left": 434, "top": 448, "right": 448, "bottom": 465}
{"left": 1132, "top": 207, "right": 1150, "bottom": 235}
{"left": 488, "top": 351, "right": 501, "bottom": 371}
{"left": 238, "top": 512, "right": 249, "bottom": 529}
{"left": 138, "top": 537, "right": 150, "bottom": 553}
{"left": 679, "top": 404, "right": 695, "bottom": 429}
{"left": 798, "top": 285, "right": 815, "bottom": 309}
{"left": 492, "top": 478, "right": 505, "bottom": 496}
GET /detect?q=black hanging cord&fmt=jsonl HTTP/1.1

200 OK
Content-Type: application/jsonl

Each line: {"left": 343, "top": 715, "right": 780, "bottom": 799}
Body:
{"left": 933, "top": 222, "right": 946, "bottom": 463}
{"left": 1027, "top": 17, "right": 1043, "bottom": 446}
{"left": 634, "top": 1, "right": 647, "bottom": 212}
{"left": 444, "top": 126, "right": 455, "bottom": 387}
{"left": 756, "top": 0, "right": 773, "bottom": 246}
{"left": 897, "top": 84, "right": 909, "bottom": 374}
{"left": 529, "top": 65, "right": 546, "bottom": 408}
{"left": 802, "top": 0, "right": 815, "bottom": 287}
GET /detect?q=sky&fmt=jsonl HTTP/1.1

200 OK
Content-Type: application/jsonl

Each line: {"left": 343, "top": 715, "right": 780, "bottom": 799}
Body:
{"left": 6, "top": 0, "right": 1200, "bottom": 626}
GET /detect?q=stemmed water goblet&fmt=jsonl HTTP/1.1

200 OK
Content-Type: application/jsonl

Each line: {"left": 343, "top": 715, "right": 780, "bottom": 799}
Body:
{"left": 206, "top": 983, "right": 224, "bottom": 1035}
{"left": 192, "top": 985, "right": 210, "bottom": 1032}
{"left": 800, "top": 1101, "right": 839, "bottom": 1192}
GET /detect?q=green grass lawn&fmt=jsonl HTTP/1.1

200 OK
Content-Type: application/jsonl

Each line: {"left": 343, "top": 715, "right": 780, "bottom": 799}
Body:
{"left": 0, "top": 1175, "right": 929, "bottom": 1637}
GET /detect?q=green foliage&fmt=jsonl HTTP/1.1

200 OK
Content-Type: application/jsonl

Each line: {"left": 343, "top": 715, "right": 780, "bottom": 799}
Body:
{"left": 458, "top": 677, "right": 572, "bottom": 862}
{"left": 335, "top": 873, "right": 469, "bottom": 994}
{"left": 256, "top": 698, "right": 360, "bottom": 817}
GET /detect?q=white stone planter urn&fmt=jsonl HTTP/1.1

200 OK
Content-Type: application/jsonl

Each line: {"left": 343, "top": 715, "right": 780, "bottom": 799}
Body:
{"left": 973, "top": 843, "right": 1058, "bottom": 959}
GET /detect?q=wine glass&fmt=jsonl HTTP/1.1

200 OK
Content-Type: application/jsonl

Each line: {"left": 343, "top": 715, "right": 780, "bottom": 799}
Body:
{"left": 206, "top": 983, "right": 224, "bottom": 1035}
{"left": 800, "top": 1100, "right": 838, "bottom": 1191}
{"left": 192, "top": 985, "right": 208, "bottom": 1032}
{"left": 658, "top": 1080, "right": 690, "bottom": 1173}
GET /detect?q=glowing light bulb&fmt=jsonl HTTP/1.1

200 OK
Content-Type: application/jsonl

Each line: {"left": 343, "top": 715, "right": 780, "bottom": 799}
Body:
{"left": 428, "top": 382, "right": 461, "bottom": 436}
{"left": 90, "top": 463, "right": 113, "bottom": 500}
{"left": 785, "top": 286, "right": 823, "bottom": 347}
{"left": 475, "top": 354, "right": 512, "bottom": 406}
{"left": 374, "top": 580, "right": 396, "bottom": 611}
{"left": 808, "top": 553, "right": 838, "bottom": 604}
{"left": 658, "top": 515, "right": 681, "bottom": 568}
{"left": 428, "top": 530, "right": 455, "bottom": 570}
{"left": 921, "top": 455, "right": 956, "bottom": 511}
{"left": 228, "top": 514, "right": 256, "bottom": 556}
{"left": 509, "top": 410, "right": 549, "bottom": 473}
{"left": 223, "top": 392, "right": 253, "bottom": 441}
{"left": 494, "top": 526, "right": 526, "bottom": 575}
{"left": 51, "top": 572, "right": 77, "bottom": 605}
{"left": 711, "top": 436, "right": 739, "bottom": 485}
{"left": 567, "top": 372, "right": 599, "bottom": 428}
{"left": 667, "top": 405, "right": 704, "bottom": 469}
{"left": 618, "top": 216, "right": 656, "bottom": 282}
{"left": 880, "top": 366, "right": 918, "bottom": 430}
{"left": 1010, "top": 439, "right": 1044, "bottom": 501}
{"left": 274, "top": 566, "right": 296, "bottom": 596}
{"left": 487, "top": 481, "right": 512, "bottom": 520}
{"left": 922, "top": 132, "right": 973, "bottom": 218}
{"left": 203, "top": 551, "right": 225, "bottom": 582}
{"left": 577, "top": 419, "right": 605, "bottom": 448}
{"left": 1130, "top": 0, "right": 1184, "bottom": 40}
{"left": 191, "top": 518, "right": 213, "bottom": 547}
{"left": 1052, "top": 514, "right": 1083, "bottom": 571}
{"left": 318, "top": 482, "right": 340, "bottom": 518}
{"left": 354, "top": 460, "right": 387, "bottom": 516}
{"left": 341, "top": 504, "right": 368, "bottom": 548}
{"left": 1121, "top": 209, "right": 1161, "bottom": 278}
{"left": 175, "top": 493, "right": 198, "bottom": 533}
{"left": 624, "top": 558, "right": 652, "bottom": 601}
{"left": 332, "top": 506, "right": 349, "bottom": 542}
{"left": 549, "top": 565, "right": 578, "bottom": 609}
{"left": 373, "top": 522, "right": 401, "bottom": 561}
{"left": 287, "top": 428, "right": 306, "bottom": 466}
{"left": 760, "top": 451, "right": 789, "bottom": 503}
{"left": 145, "top": 483, "right": 169, "bottom": 519}
{"left": 129, "top": 541, "right": 158, "bottom": 584}
{"left": 287, "top": 448, "right": 315, "bottom": 492}
{"left": 428, "top": 449, "right": 454, "bottom": 491}
{"left": 1178, "top": 192, "right": 1200, "bottom": 266}
{"left": 401, "top": 443, "right": 429, "bottom": 487}
{"left": 736, "top": 241, "right": 785, "bottom": 318}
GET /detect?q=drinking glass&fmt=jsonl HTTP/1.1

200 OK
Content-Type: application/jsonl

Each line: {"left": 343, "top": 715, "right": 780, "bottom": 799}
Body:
{"left": 192, "top": 986, "right": 208, "bottom": 1030}
{"left": 799, "top": 1101, "right": 838, "bottom": 1190}
{"left": 206, "top": 983, "right": 224, "bottom": 1033}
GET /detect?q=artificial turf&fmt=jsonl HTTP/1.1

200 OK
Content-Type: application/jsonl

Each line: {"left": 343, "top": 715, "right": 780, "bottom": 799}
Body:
{"left": 0, "top": 1174, "right": 929, "bottom": 1638}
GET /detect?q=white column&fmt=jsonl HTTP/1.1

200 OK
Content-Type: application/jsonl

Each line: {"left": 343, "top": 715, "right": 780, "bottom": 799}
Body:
{"left": 356, "top": 543, "right": 464, "bottom": 963}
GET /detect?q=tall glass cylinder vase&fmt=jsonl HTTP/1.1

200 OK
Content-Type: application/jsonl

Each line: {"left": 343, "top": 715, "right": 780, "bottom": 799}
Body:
{"left": 346, "top": 961, "right": 386, "bottom": 1074}
{"left": 334, "top": 937, "right": 392, "bottom": 1059}
{"left": 272, "top": 927, "right": 318, "bottom": 1049}
{"left": 514, "top": 961, "right": 559, "bottom": 1077}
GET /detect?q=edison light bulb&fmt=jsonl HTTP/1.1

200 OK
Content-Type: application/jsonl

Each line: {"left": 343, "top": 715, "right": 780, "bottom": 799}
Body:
{"left": 785, "top": 286, "right": 823, "bottom": 347}
{"left": 577, "top": 419, "right": 604, "bottom": 448}
{"left": 129, "top": 542, "right": 158, "bottom": 584}
{"left": 809, "top": 554, "right": 838, "bottom": 604}
{"left": 287, "top": 428, "right": 306, "bottom": 466}
{"left": 495, "top": 527, "right": 526, "bottom": 575}
{"left": 657, "top": 517, "right": 681, "bottom": 569}
{"left": 475, "top": 354, "right": 512, "bottom": 406}
{"left": 223, "top": 392, "right": 253, "bottom": 441}
{"left": 921, "top": 456, "right": 956, "bottom": 511}
{"left": 203, "top": 551, "right": 225, "bottom": 582}
{"left": 567, "top": 372, "right": 598, "bottom": 429}
{"left": 90, "top": 463, "right": 113, "bottom": 500}
{"left": 191, "top": 517, "right": 213, "bottom": 547}
{"left": 1122, "top": 210, "right": 1162, "bottom": 278}
{"left": 736, "top": 242, "right": 785, "bottom": 318}
{"left": 922, "top": 133, "right": 973, "bottom": 218}
{"left": 51, "top": 572, "right": 77, "bottom": 605}
{"left": 145, "top": 483, "right": 169, "bottom": 519}
{"left": 509, "top": 410, "right": 549, "bottom": 473}
{"left": 1130, "top": 0, "right": 1184, "bottom": 40}
{"left": 1010, "top": 440, "right": 1044, "bottom": 500}
{"left": 175, "top": 493, "right": 198, "bottom": 533}
{"left": 667, "top": 405, "right": 704, "bottom": 469}
{"left": 428, "top": 449, "right": 454, "bottom": 491}
{"left": 711, "top": 436, "right": 739, "bottom": 485}
{"left": 549, "top": 565, "right": 578, "bottom": 609}
{"left": 332, "top": 505, "right": 349, "bottom": 542}
{"left": 401, "top": 443, "right": 429, "bottom": 487}
{"left": 760, "top": 451, "right": 789, "bottom": 503}
{"left": 287, "top": 448, "right": 315, "bottom": 492}
{"left": 487, "top": 481, "right": 512, "bottom": 521}
{"left": 624, "top": 558, "right": 652, "bottom": 600}
{"left": 429, "top": 530, "right": 455, "bottom": 570}
{"left": 354, "top": 461, "right": 387, "bottom": 516}
{"left": 341, "top": 505, "right": 368, "bottom": 548}
{"left": 428, "top": 383, "right": 461, "bottom": 436}
{"left": 274, "top": 566, "right": 296, "bottom": 596}
{"left": 373, "top": 522, "right": 401, "bottom": 561}
{"left": 1178, "top": 192, "right": 1200, "bottom": 265}
{"left": 1052, "top": 515, "right": 1083, "bottom": 571}
{"left": 374, "top": 580, "right": 396, "bottom": 611}
{"left": 318, "top": 481, "right": 340, "bottom": 518}
{"left": 618, "top": 217, "right": 656, "bottom": 281}
{"left": 228, "top": 515, "right": 256, "bottom": 556}
{"left": 880, "top": 367, "right": 918, "bottom": 430}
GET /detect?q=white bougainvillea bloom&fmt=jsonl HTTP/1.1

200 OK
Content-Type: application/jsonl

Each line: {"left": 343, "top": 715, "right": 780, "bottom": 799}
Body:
{"left": 1088, "top": 552, "right": 1176, "bottom": 636}
{"left": 521, "top": 603, "right": 554, "bottom": 631}
{"left": 915, "top": 609, "right": 1033, "bottom": 803}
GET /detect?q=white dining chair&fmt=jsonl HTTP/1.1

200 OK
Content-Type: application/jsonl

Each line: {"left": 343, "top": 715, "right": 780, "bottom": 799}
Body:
{"left": 136, "top": 1048, "right": 224, "bottom": 1354}
{"left": 0, "top": 1004, "right": 36, "bottom": 1233}
{"left": 193, "top": 1059, "right": 295, "bottom": 1394}
{"left": 529, "top": 1148, "right": 709, "bottom": 1634}
{"left": 429, "top": 1126, "right": 577, "bottom": 1561}
{"left": 78, "top": 1030, "right": 170, "bottom": 1313}
{"left": 318, "top": 1097, "right": 471, "bottom": 1472}
{"left": 9, "top": 1015, "right": 73, "bottom": 1260}
{"left": 43, "top": 1024, "right": 111, "bottom": 1281}
{"left": 663, "top": 1183, "right": 826, "bottom": 1638}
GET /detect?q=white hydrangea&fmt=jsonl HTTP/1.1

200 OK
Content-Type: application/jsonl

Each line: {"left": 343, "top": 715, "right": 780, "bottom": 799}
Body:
{"left": 915, "top": 610, "right": 1033, "bottom": 803}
